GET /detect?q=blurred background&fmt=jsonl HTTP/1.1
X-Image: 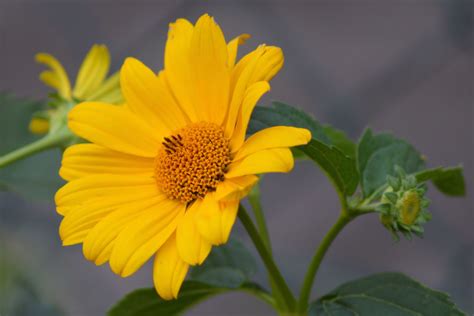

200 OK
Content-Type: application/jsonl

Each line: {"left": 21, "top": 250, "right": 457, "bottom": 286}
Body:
{"left": 0, "top": 0, "right": 472, "bottom": 315}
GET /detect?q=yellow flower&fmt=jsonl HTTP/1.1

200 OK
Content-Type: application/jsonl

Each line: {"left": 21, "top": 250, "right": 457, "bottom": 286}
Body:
{"left": 55, "top": 14, "right": 311, "bottom": 300}
{"left": 32, "top": 44, "right": 123, "bottom": 134}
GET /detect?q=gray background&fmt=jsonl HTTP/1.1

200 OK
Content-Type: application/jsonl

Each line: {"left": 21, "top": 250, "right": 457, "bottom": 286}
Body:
{"left": 0, "top": 1, "right": 472, "bottom": 315}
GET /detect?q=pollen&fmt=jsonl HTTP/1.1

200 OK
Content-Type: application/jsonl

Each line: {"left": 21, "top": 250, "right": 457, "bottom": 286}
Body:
{"left": 154, "top": 122, "right": 232, "bottom": 203}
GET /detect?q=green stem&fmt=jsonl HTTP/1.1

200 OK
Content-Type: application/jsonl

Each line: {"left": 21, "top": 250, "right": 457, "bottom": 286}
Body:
{"left": 248, "top": 183, "right": 272, "bottom": 254}
{"left": 238, "top": 205, "right": 296, "bottom": 311}
{"left": 248, "top": 183, "right": 289, "bottom": 311}
{"left": 240, "top": 284, "right": 276, "bottom": 308}
{"left": 297, "top": 213, "right": 352, "bottom": 313}
{"left": 0, "top": 133, "right": 65, "bottom": 168}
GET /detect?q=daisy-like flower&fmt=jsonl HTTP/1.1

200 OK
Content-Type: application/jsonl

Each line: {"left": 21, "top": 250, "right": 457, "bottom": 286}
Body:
{"left": 31, "top": 44, "right": 123, "bottom": 134}
{"left": 55, "top": 14, "right": 311, "bottom": 300}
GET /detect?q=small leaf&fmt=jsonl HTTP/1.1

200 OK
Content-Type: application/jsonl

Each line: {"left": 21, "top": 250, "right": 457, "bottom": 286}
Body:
{"left": 189, "top": 238, "right": 257, "bottom": 288}
{"left": 309, "top": 272, "right": 465, "bottom": 316}
{"left": 0, "top": 93, "right": 63, "bottom": 200}
{"left": 357, "top": 129, "right": 425, "bottom": 197}
{"left": 415, "top": 167, "right": 465, "bottom": 196}
{"left": 248, "top": 102, "right": 359, "bottom": 196}
{"left": 384, "top": 192, "right": 398, "bottom": 204}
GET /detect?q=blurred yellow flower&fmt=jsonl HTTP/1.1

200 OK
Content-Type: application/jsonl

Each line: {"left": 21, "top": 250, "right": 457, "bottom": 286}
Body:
{"left": 55, "top": 14, "right": 311, "bottom": 300}
{"left": 33, "top": 44, "right": 123, "bottom": 134}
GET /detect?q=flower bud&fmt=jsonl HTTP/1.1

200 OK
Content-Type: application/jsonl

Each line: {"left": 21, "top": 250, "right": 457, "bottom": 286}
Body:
{"left": 377, "top": 167, "right": 431, "bottom": 240}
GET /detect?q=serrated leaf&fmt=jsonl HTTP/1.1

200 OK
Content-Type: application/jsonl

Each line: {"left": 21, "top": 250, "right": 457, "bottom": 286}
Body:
{"left": 415, "top": 167, "right": 465, "bottom": 196}
{"left": 248, "top": 101, "right": 358, "bottom": 196}
{"left": 0, "top": 93, "right": 63, "bottom": 200}
{"left": 189, "top": 238, "right": 257, "bottom": 288}
{"left": 357, "top": 129, "right": 425, "bottom": 197}
{"left": 309, "top": 272, "right": 465, "bottom": 316}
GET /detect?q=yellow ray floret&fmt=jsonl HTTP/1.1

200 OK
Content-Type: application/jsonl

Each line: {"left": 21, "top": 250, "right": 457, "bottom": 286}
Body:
{"left": 56, "top": 13, "right": 311, "bottom": 300}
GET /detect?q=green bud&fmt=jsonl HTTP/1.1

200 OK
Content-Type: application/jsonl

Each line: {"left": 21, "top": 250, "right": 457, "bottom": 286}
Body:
{"left": 377, "top": 167, "right": 431, "bottom": 240}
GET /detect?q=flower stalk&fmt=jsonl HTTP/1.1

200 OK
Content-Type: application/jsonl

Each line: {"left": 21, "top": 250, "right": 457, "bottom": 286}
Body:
{"left": 238, "top": 204, "right": 296, "bottom": 311}
{"left": 0, "top": 131, "right": 70, "bottom": 168}
{"left": 297, "top": 212, "right": 352, "bottom": 313}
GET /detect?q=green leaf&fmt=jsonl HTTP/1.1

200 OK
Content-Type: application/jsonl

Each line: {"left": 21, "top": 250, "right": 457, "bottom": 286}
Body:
{"left": 357, "top": 129, "right": 425, "bottom": 197}
{"left": 189, "top": 238, "right": 257, "bottom": 288}
{"left": 248, "top": 102, "right": 358, "bottom": 196}
{"left": 248, "top": 101, "right": 332, "bottom": 144}
{"left": 108, "top": 282, "right": 222, "bottom": 316}
{"left": 322, "top": 125, "right": 356, "bottom": 159}
{"left": 108, "top": 281, "right": 267, "bottom": 316}
{"left": 309, "top": 272, "right": 465, "bottom": 316}
{"left": 415, "top": 167, "right": 465, "bottom": 196}
{"left": 0, "top": 93, "right": 63, "bottom": 200}
{"left": 300, "top": 139, "right": 359, "bottom": 196}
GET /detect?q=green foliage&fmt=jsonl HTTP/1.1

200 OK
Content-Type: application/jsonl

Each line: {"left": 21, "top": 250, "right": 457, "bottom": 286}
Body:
{"left": 107, "top": 282, "right": 224, "bottom": 316}
{"left": 249, "top": 102, "right": 358, "bottom": 196}
{"left": 109, "top": 239, "right": 267, "bottom": 315}
{"left": 309, "top": 272, "right": 465, "bottom": 316}
{"left": 415, "top": 167, "right": 465, "bottom": 196}
{"left": 189, "top": 238, "right": 257, "bottom": 288}
{"left": 0, "top": 93, "right": 63, "bottom": 200}
{"left": 301, "top": 139, "right": 359, "bottom": 196}
{"left": 357, "top": 129, "right": 425, "bottom": 198}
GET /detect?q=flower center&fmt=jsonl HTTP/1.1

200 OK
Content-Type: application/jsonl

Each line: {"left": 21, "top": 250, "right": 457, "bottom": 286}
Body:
{"left": 154, "top": 122, "right": 231, "bottom": 203}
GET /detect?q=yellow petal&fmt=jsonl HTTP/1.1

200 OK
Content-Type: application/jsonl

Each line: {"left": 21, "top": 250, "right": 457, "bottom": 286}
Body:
{"left": 121, "top": 58, "right": 188, "bottom": 133}
{"left": 176, "top": 200, "right": 212, "bottom": 265}
{"left": 153, "top": 234, "right": 189, "bottom": 300}
{"left": 215, "top": 175, "right": 259, "bottom": 201}
{"left": 229, "top": 81, "right": 270, "bottom": 151}
{"left": 73, "top": 44, "right": 110, "bottom": 100}
{"left": 195, "top": 194, "right": 239, "bottom": 245}
{"left": 86, "top": 72, "right": 124, "bottom": 104}
{"left": 35, "top": 53, "right": 71, "bottom": 99}
{"left": 82, "top": 195, "right": 167, "bottom": 265}
{"left": 164, "top": 18, "right": 197, "bottom": 121}
{"left": 226, "top": 148, "right": 294, "bottom": 178}
{"left": 29, "top": 117, "right": 49, "bottom": 134}
{"left": 68, "top": 102, "right": 160, "bottom": 157}
{"left": 55, "top": 174, "right": 159, "bottom": 215}
{"left": 60, "top": 143, "right": 154, "bottom": 181}
{"left": 189, "top": 14, "right": 230, "bottom": 124}
{"left": 59, "top": 197, "right": 117, "bottom": 246}
{"left": 109, "top": 199, "right": 185, "bottom": 277}
{"left": 225, "top": 46, "right": 283, "bottom": 138}
{"left": 227, "top": 33, "right": 250, "bottom": 68}
{"left": 233, "top": 126, "right": 311, "bottom": 161}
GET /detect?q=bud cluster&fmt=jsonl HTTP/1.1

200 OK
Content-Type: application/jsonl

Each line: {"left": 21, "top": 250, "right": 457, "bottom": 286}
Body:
{"left": 378, "top": 166, "right": 431, "bottom": 240}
